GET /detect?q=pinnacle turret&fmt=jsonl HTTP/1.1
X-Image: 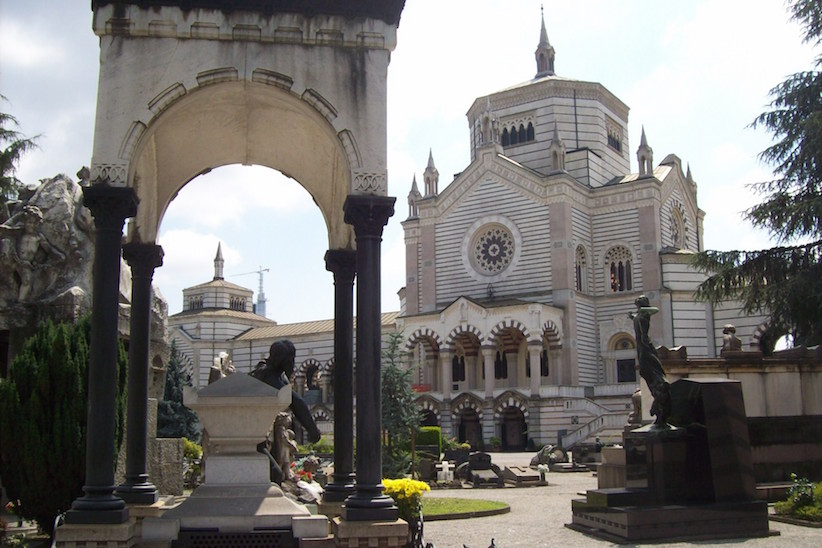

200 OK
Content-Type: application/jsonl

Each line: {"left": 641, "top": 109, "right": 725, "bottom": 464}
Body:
{"left": 535, "top": 7, "right": 555, "bottom": 77}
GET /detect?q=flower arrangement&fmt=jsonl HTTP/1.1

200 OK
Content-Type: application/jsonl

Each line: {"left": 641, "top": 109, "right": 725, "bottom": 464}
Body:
{"left": 382, "top": 478, "right": 430, "bottom": 522}
{"left": 3, "top": 501, "right": 22, "bottom": 528}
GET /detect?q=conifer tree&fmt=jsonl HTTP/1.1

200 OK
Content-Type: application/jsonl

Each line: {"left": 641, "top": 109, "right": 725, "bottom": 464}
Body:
{"left": 381, "top": 332, "right": 420, "bottom": 477}
{"left": 692, "top": 0, "right": 822, "bottom": 349}
{"left": 0, "top": 317, "right": 127, "bottom": 537}
{"left": 156, "top": 341, "right": 200, "bottom": 441}
{"left": 0, "top": 96, "right": 39, "bottom": 208}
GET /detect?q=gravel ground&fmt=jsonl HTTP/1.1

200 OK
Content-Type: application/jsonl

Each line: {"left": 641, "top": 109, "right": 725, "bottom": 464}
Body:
{"left": 422, "top": 453, "right": 822, "bottom": 548}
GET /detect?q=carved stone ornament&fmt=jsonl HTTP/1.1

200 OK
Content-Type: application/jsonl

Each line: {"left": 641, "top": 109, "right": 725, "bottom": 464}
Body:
{"left": 352, "top": 170, "right": 387, "bottom": 194}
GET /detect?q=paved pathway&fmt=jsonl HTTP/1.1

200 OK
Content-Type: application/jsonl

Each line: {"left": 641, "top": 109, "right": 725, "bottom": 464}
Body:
{"left": 422, "top": 452, "right": 822, "bottom": 548}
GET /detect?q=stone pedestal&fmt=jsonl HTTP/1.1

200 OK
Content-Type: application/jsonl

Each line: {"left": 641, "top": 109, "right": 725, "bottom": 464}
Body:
{"left": 596, "top": 446, "right": 626, "bottom": 489}
{"left": 331, "top": 517, "right": 408, "bottom": 548}
{"left": 54, "top": 519, "right": 137, "bottom": 548}
{"left": 141, "top": 373, "right": 330, "bottom": 546}
{"left": 568, "top": 378, "right": 772, "bottom": 543}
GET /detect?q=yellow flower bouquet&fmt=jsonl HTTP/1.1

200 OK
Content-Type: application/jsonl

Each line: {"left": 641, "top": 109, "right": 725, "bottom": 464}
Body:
{"left": 382, "top": 478, "right": 430, "bottom": 522}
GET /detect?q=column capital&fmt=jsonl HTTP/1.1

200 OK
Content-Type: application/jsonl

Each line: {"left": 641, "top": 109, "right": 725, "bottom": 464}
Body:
{"left": 325, "top": 248, "right": 356, "bottom": 283}
{"left": 122, "top": 243, "right": 164, "bottom": 276}
{"left": 82, "top": 185, "right": 138, "bottom": 228}
{"left": 343, "top": 194, "right": 395, "bottom": 237}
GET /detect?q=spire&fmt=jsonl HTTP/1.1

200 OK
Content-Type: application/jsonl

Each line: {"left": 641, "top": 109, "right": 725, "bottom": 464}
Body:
{"left": 535, "top": 6, "right": 555, "bottom": 77}
{"left": 423, "top": 149, "right": 439, "bottom": 197}
{"left": 214, "top": 242, "right": 224, "bottom": 280}
{"left": 637, "top": 125, "right": 654, "bottom": 178}
{"left": 407, "top": 174, "right": 422, "bottom": 219}
{"left": 548, "top": 122, "right": 566, "bottom": 172}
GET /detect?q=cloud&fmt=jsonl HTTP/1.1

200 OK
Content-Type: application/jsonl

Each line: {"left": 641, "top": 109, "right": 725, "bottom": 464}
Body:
{"left": 161, "top": 165, "right": 317, "bottom": 231}
{"left": 0, "top": 19, "right": 66, "bottom": 69}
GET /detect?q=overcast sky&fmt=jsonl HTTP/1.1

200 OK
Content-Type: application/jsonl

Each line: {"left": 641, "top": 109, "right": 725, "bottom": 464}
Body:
{"left": 0, "top": 1, "right": 815, "bottom": 324}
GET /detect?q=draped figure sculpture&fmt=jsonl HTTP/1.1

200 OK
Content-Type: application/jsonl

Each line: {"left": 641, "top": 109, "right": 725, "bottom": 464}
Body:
{"left": 628, "top": 295, "right": 671, "bottom": 425}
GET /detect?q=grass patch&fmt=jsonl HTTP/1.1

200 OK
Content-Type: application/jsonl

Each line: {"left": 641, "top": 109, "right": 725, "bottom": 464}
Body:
{"left": 421, "top": 497, "right": 508, "bottom": 517}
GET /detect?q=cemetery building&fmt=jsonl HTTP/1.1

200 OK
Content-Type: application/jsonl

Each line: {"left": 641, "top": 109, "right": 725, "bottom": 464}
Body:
{"left": 396, "top": 14, "right": 770, "bottom": 450}
{"left": 168, "top": 14, "right": 770, "bottom": 451}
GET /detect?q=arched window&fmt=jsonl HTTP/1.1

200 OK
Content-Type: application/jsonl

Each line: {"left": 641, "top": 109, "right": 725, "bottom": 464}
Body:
{"left": 518, "top": 124, "right": 527, "bottom": 142}
{"left": 510, "top": 126, "right": 519, "bottom": 145}
{"left": 540, "top": 349, "right": 549, "bottom": 377}
{"left": 605, "top": 246, "right": 633, "bottom": 293}
{"left": 575, "top": 245, "right": 588, "bottom": 292}
{"left": 669, "top": 204, "right": 687, "bottom": 249}
{"left": 610, "top": 336, "right": 636, "bottom": 383}
{"left": 501, "top": 128, "right": 510, "bottom": 147}
{"left": 451, "top": 353, "right": 466, "bottom": 382}
{"left": 494, "top": 350, "right": 508, "bottom": 379}
{"left": 526, "top": 122, "right": 535, "bottom": 141}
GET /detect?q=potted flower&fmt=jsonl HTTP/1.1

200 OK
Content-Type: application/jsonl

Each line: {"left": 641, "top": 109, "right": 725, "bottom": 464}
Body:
{"left": 382, "top": 478, "right": 430, "bottom": 547}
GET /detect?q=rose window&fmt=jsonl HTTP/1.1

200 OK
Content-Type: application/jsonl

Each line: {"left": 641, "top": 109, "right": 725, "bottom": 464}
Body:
{"left": 472, "top": 225, "right": 515, "bottom": 274}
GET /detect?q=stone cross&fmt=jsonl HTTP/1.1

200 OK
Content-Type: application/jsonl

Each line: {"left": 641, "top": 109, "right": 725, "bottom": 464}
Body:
{"left": 436, "top": 460, "right": 455, "bottom": 482}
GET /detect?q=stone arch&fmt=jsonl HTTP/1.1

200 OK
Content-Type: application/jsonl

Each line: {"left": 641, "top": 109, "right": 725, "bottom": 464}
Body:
{"left": 542, "top": 320, "right": 562, "bottom": 350}
{"left": 125, "top": 80, "right": 356, "bottom": 249}
{"left": 608, "top": 333, "right": 636, "bottom": 351}
{"left": 446, "top": 324, "right": 483, "bottom": 349}
{"left": 751, "top": 321, "right": 769, "bottom": 352}
{"left": 320, "top": 358, "right": 335, "bottom": 378}
{"left": 298, "top": 358, "right": 322, "bottom": 391}
{"left": 487, "top": 319, "right": 530, "bottom": 347}
{"left": 415, "top": 396, "right": 442, "bottom": 422}
{"left": 452, "top": 393, "right": 484, "bottom": 421}
{"left": 493, "top": 391, "right": 530, "bottom": 420}
{"left": 311, "top": 406, "right": 333, "bottom": 423}
{"left": 405, "top": 328, "right": 443, "bottom": 353}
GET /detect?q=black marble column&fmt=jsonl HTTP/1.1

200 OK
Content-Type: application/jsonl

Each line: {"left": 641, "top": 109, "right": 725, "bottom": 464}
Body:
{"left": 340, "top": 194, "right": 397, "bottom": 522}
{"left": 323, "top": 249, "right": 357, "bottom": 502}
{"left": 66, "top": 185, "right": 137, "bottom": 525}
{"left": 116, "top": 243, "right": 163, "bottom": 504}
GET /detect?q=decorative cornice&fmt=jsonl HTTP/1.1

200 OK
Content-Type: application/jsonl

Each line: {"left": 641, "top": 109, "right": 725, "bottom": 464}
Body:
{"left": 351, "top": 171, "right": 387, "bottom": 194}
{"left": 468, "top": 79, "right": 629, "bottom": 123}
{"left": 91, "top": 1, "right": 406, "bottom": 25}
{"left": 91, "top": 2, "right": 402, "bottom": 48}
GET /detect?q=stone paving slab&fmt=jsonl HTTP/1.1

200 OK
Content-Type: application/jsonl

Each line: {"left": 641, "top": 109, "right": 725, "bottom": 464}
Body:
{"left": 422, "top": 452, "right": 822, "bottom": 548}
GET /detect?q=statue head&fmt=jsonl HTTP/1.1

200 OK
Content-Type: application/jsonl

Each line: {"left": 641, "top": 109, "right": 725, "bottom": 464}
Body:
{"left": 634, "top": 295, "right": 650, "bottom": 308}
{"left": 266, "top": 339, "right": 296, "bottom": 378}
{"left": 723, "top": 324, "right": 737, "bottom": 334}
{"left": 19, "top": 205, "right": 43, "bottom": 230}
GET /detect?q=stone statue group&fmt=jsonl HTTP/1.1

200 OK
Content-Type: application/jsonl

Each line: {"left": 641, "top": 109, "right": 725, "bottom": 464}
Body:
{"left": 208, "top": 339, "right": 322, "bottom": 485}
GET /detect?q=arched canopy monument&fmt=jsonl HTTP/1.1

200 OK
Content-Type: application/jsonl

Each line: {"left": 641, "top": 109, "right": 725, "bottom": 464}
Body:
{"left": 66, "top": 0, "right": 405, "bottom": 529}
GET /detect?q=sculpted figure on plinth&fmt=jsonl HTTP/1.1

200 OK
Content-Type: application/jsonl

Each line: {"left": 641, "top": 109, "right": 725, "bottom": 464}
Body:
{"left": 628, "top": 295, "right": 671, "bottom": 425}
{"left": 251, "top": 339, "right": 322, "bottom": 484}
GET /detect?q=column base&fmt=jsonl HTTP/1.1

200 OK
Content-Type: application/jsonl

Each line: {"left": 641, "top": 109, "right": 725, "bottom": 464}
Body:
{"left": 65, "top": 493, "right": 129, "bottom": 525}
{"left": 322, "top": 476, "right": 356, "bottom": 503}
{"left": 340, "top": 495, "right": 399, "bottom": 521}
{"left": 116, "top": 482, "right": 159, "bottom": 505}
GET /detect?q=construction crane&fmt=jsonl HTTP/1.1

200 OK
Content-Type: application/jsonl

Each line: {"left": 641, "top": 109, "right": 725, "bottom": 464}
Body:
{"left": 229, "top": 267, "right": 270, "bottom": 317}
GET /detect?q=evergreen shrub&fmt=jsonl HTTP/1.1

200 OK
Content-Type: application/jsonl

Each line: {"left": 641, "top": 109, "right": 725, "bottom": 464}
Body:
{"left": 0, "top": 317, "right": 127, "bottom": 537}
